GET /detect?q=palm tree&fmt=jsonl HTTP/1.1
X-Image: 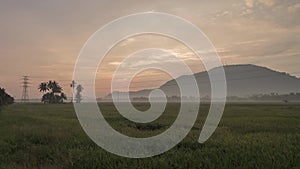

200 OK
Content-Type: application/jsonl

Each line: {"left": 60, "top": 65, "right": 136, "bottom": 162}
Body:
{"left": 47, "top": 80, "right": 53, "bottom": 90}
{"left": 70, "top": 80, "right": 76, "bottom": 102}
{"left": 60, "top": 92, "right": 67, "bottom": 100}
{"left": 39, "top": 81, "right": 65, "bottom": 104}
{"left": 42, "top": 93, "right": 51, "bottom": 104}
{"left": 75, "top": 84, "right": 83, "bottom": 103}
{"left": 38, "top": 82, "right": 48, "bottom": 93}
{"left": 77, "top": 84, "right": 83, "bottom": 93}
{"left": 47, "top": 81, "right": 62, "bottom": 94}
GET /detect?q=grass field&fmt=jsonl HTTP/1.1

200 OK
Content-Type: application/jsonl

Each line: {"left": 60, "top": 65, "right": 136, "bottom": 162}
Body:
{"left": 0, "top": 103, "right": 299, "bottom": 169}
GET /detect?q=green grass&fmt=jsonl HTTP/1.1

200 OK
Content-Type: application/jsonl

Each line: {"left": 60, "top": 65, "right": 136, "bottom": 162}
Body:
{"left": 0, "top": 103, "right": 299, "bottom": 169}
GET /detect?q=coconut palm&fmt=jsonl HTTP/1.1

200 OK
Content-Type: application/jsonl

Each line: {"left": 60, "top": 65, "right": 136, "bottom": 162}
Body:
{"left": 38, "top": 82, "right": 48, "bottom": 93}
{"left": 48, "top": 81, "right": 62, "bottom": 94}
{"left": 60, "top": 92, "right": 67, "bottom": 100}
{"left": 70, "top": 80, "right": 76, "bottom": 102}
{"left": 77, "top": 85, "right": 83, "bottom": 93}
{"left": 39, "top": 81, "right": 66, "bottom": 104}
{"left": 70, "top": 80, "right": 76, "bottom": 91}
{"left": 75, "top": 84, "right": 83, "bottom": 103}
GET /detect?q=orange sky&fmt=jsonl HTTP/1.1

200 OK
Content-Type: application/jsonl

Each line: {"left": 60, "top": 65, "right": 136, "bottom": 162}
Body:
{"left": 0, "top": 0, "right": 299, "bottom": 99}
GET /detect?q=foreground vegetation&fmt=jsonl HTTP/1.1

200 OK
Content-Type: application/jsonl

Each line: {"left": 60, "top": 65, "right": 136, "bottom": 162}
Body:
{"left": 0, "top": 103, "right": 299, "bottom": 169}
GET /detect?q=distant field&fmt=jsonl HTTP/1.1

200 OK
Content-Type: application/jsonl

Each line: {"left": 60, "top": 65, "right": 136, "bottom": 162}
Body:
{"left": 0, "top": 103, "right": 299, "bottom": 169}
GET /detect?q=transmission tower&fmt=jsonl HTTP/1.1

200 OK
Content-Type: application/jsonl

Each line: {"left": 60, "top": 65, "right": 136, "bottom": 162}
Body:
{"left": 21, "top": 76, "right": 30, "bottom": 102}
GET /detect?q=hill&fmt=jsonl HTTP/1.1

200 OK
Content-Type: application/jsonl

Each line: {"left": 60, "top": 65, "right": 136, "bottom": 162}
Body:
{"left": 104, "top": 64, "right": 300, "bottom": 100}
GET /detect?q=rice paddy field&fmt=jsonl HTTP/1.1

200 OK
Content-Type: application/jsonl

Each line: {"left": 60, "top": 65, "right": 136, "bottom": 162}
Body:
{"left": 0, "top": 103, "right": 299, "bottom": 169}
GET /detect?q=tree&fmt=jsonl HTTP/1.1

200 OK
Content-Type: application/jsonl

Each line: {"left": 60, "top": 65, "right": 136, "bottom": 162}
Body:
{"left": 38, "top": 82, "right": 48, "bottom": 93}
{"left": 0, "top": 87, "right": 14, "bottom": 107}
{"left": 60, "top": 92, "right": 67, "bottom": 102}
{"left": 48, "top": 81, "right": 62, "bottom": 94}
{"left": 39, "top": 81, "right": 67, "bottom": 104}
{"left": 75, "top": 84, "right": 83, "bottom": 103}
{"left": 70, "top": 80, "right": 76, "bottom": 102}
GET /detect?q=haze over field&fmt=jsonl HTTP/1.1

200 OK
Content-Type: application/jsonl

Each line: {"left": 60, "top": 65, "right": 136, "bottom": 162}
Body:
{"left": 0, "top": 0, "right": 300, "bottom": 99}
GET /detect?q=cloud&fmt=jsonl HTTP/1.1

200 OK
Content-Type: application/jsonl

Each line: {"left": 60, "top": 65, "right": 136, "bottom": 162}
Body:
{"left": 223, "top": 33, "right": 300, "bottom": 62}
{"left": 257, "top": 0, "right": 275, "bottom": 6}
{"left": 234, "top": 39, "right": 269, "bottom": 45}
{"left": 245, "top": 0, "right": 275, "bottom": 8}
{"left": 288, "top": 3, "right": 300, "bottom": 13}
{"left": 245, "top": 0, "right": 254, "bottom": 8}
{"left": 241, "top": 0, "right": 300, "bottom": 27}
{"left": 109, "top": 62, "right": 122, "bottom": 66}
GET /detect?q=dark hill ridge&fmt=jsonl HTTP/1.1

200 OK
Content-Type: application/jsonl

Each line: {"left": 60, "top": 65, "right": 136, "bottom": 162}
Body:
{"left": 104, "top": 64, "right": 300, "bottom": 99}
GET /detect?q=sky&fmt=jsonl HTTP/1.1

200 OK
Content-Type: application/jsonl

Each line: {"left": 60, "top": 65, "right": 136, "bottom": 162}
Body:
{"left": 0, "top": 0, "right": 299, "bottom": 99}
